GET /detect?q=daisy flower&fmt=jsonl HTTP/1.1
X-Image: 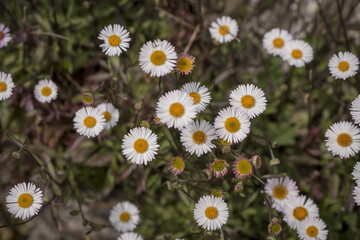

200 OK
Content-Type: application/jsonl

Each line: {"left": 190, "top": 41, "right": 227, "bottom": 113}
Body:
{"left": 168, "top": 156, "right": 185, "bottom": 175}
{"left": 0, "top": 23, "right": 11, "bottom": 48}
{"left": 117, "top": 233, "right": 143, "bottom": 240}
{"left": 74, "top": 107, "right": 105, "bottom": 138}
{"left": 209, "top": 16, "right": 239, "bottom": 43}
{"left": 211, "top": 190, "right": 225, "bottom": 199}
{"left": 325, "top": 121, "right": 360, "bottom": 159}
{"left": 194, "top": 195, "right": 229, "bottom": 231}
{"left": 139, "top": 39, "right": 177, "bottom": 77}
{"left": 180, "top": 120, "right": 217, "bottom": 157}
{"left": 328, "top": 52, "right": 359, "bottom": 80}
{"left": 176, "top": 53, "right": 195, "bottom": 75}
{"left": 109, "top": 201, "right": 140, "bottom": 233}
{"left": 268, "top": 222, "right": 282, "bottom": 236}
{"left": 98, "top": 24, "right": 130, "bottom": 56}
{"left": 0, "top": 72, "right": 15, "bottom": 101}
{"left": 264, "top": 177, "right": 299, "bottom": 212}
{"left": 298, "top": 218, "right": 328, "bottom": 240}
{"left": 121, "top": 127, "right": 159, "bottom": 165}
{"left": 209, "top": 159, "right": 229, "bottom": 178}
{"left": 156, "top": 90, "right": 197, "bottom": 129}
{"left": 34, "top": 79, "right": 58, "bottom": 103}
{"left": 353, "top": 185, "right": 360, "bottom": 206}
{"left": 214, "top": 107, "right": 251, "bottom": 144}
{"left": 6, "top": 182, "right": 43, "bottom": 220}
{"left": 282, "top": 40, "right": 313, "bottom": 67}
{"left": 283, "top": 195, "right": 319, "bottom": 230}
{"left": 81, "top": 92, "right": 93, "bottom": 106}
{"left": 181, "top": 82, "right": 211, "bottom": 113}
{"left": 350, "top": 95, "right": 360, "bottom": 125}
{"left": 262, "top": 28, "right": 293, "bottom": 56}
{"left": 96, "top": 103, "right": 120, "bottom": 130}
{"left": 233, "top": 157, "right": 253, "bottom": 178}
{"left": 352, "top": 162, "right": 360, "bottom": 184}
{"left": 229, "top": 84, "right": 267, "bottom": 119}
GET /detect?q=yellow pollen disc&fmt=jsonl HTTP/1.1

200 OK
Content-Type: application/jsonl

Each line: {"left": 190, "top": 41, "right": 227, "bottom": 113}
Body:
{"left": 269, "top": 223, "right": 281, "bottom": 234}
{"left": 189, "top": 92, "right": 201, "bottom": 104}
{"left": 169, "top": 102, "right": 185, "bottom": 118}
{"left": 150, "top": 50, "right": 166, "bottom": 66}
{"left": 0, "top": 32, "right": 3, "bottom": 40}
{"left": 212, "top": 190, "right": 222, "bottom": 198}
{"left": 219, "top": 138, "right": 230, "bottom": 146}
{"left": 237, "top": 159, "right": 252, "bottom": 175}
{"left": 338, "top": 61, "right": 350, "bottom": 72}
{"left": 273, "top": 38, "right": 284, "bottom": 48}
{"left": 192, "top": 131, "right": 207, "bottom": 144}
{"left": 212, "top": 160, "right": 226, "bottom": 172}
{"left": 177, "top": 57, "right": 192, "bottom": 72}
{"left": 0, "top": 82, "right": 7, "bottom": 92}
{"left": 224, "top": 117, "right": 241, "bottom": 133}
{"left": 273, "top": 185, "right": 288, "bottom": 200}
{"left": 108, "top": 35, "right": 121, "bottom": 47}
{"left": 120, "top": 212, "right": 130, "bottom": 222}
{"left": 133, "top": 138, "right": 148, "bottom": 153}
{"left": 337, "top": 133, "right": 353, "bottom": 147}
{"left": 103, "top": 111, "right": 111, "bottom": 122}
{"left": 84, "top": 116, "right": 96, "bottom": 128}
{"left": 205, "top": 206, "right": 218, "bottom": 219}
{"left": 241, "top": 95, "right": 256, "bottom": 109}
{"left": 307, "top": 226, "right": 319, "bottom": 237}
{"left": 293, "top": 206, "right": 308, "bottom": 221}
{"left": 291, "top": 49, "right": 303, "bottom": 59}
{"left": 172, "top": 157, "right": 184, "bottom": 170}
{"left": 18, "top": 193, "right": 33, "bottom": 208}
{"left": 219, "top": 25, "right": 230, "bottom": 36}
{"left": 41, "top": 86, "right": 52, "bottom": 97}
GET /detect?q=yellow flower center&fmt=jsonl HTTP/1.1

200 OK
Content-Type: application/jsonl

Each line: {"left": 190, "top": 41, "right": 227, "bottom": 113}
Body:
{"left": 150, "top": 50, "right": 166, "bottom": 66}
{"left": 219, "top": 25, "right": 230, "bottom": 36}
{"left": 269, "top": 223, "right": 281, "bottom": 234}
{"left": 272, "top": 185, "right": 288, "bottom": 200}
{"left": 293, "top": 206, "right": 308, "bottom": 221}
{"left": 18, "top": 193, "right": 33, "bottom": 208}
{"left": 0, "top": 82, "right": 7, "bottom": 92}
{"left": 0, "top": 32, "right": 4, "bottom": 40}
{"left": 212, "top": 160, "right": 226, "bottom": 172}
{"left": 224, "top": 117, "right": 241, "bottom": 133}
{"left": 338, "top": 61, "right": 350, "bottom": 72}
{"left": 41, "top": 86, "right": 52, "bottom": 97}
{"left": 192, "top": 131, "right": 207, "bottom": 144}
{"left": 337, "top": 133, "right": 353, "bottom": 147}
{"left": 237, "top": 159, "right": 252, "bottom": 175}
{"left": 273, "top": 38, "right": 284, "bottom": 48}
{"left": 172, "top": 157, "right": 184, "bottom": 170}
{"left": 84, "top": 116, "right": 96, "bottom": 128}
{"left": 211, "top": 190, "right": 222, "bottom": 198}
{"left": 189, "top": 92, "right": 201, "bottom": 104}
{"left": 219, "top": 138, "right": 231, "bottom": 146}
{"left": 291, "top": 49, "right": 303, "bottom": 59}
{"left": 119, "top": 212, "right": 130, "bottom": 222}
{"left": 108, "top": 35, "right": 121, "bottom": 47}
{"left": 241, "top": 95, "right": 256, "bottom": 109}
{"left": 169, "top": 102, "right": 185, "bottom": 118}
{"left": 306, "top": 226, "right": 319, "bottom": 237}
{"left": 177, "top": 57, "right": 192, "bottom": 72}
{"left": 205, "top": 206, "right": 218, "bottom": 219}
{"left": 133, "top": 138, "right": 148, "bottom": 153}
{"left": 103, "top": 111, "right": 111, "bottom": 122}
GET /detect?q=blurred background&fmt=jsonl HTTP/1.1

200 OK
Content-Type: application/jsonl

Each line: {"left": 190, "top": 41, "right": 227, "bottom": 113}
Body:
{"left": 0, "top": 0, "right": 360, "bottom": 239}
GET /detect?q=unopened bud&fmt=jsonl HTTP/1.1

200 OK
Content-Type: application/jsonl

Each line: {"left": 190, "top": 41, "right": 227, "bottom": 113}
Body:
{"left": 251, "top": 155, "right": 262, "bottom": 169}
{"left": 81, "top": 92, "right": 93, "bottom": 106}
{"left": 271, "top": 217, "right": 279, "bottom": 223}
{"left": 270, "top": 158, "right": 280, "bottom": 166}
{"left": 12, "top": 151, "right": 21, "bottom": 159}
{"left": 222, "top": 145, "right": 231, "bottom": 154}
{"left": 268, "top": 222, "right": 282, "bottom": 236}
{"left": 134, "top": 101, "right": 143, "bottom": 110}
{"left": 166, "top": 181, "right": 172, "bottom": 190}
{"left": 234, "top": 181, "right": 244, "bottom": 193}
{"left": 272, "top": 141, "right": 278, "bottom": 148}
{"left": 140, "top": 121, "right": 150, "bottom": 128}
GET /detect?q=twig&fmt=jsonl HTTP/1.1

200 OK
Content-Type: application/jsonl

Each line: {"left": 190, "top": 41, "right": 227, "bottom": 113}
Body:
{"left": 155, "top": 6, "right": 194, "bottom": 30}
{"left": 315, "top": 0, "right": 337, "bottom": 45}
{"left": 184, "top": 25, "right": 200, "bottom": 54}
{"left": 335, "top": 0, "right": 351, "bottom": 50}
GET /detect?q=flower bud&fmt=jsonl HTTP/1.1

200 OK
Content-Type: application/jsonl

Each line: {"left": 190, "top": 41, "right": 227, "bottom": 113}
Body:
{"left": 234, "top": 181, "right": 244, "bottom": 193}
{"left": 81, "top": 92, "right": 93, "bottom": 106}
{"left": 266, "top": 236, "right": 276, "bottom": 240}
{"left": 222, "top": 145, "right": 231, "bottom": 154}
{"left": 268, "top": 222, "right": 282, "bottom": 236}
{"left": 12, "top": 151, "right": 21, "bottom": 159}
{"left": 134, "top": 101, "right": 143, "bottom": 110}
{"left": 270, "top": 158, "right": 280, "bottom": 166}
{"left": 140, "top": 121, "right": 150, "bottom": 128}
{"left": 251, "top": 155, "right": 262, "bottom": 169}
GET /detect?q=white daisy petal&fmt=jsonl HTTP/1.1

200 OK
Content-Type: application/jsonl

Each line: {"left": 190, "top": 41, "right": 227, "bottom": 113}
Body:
{"left": 0, "top": 23, "right": 12, "bottom": 48}
{"left": 181, "top": 82, "right": 211, "bottom": 113}
{"left": 73, "top": 106, "right": 106, "bottom": 138}
{"left": 297, "top": 217, "right": 328, "bottom": 240}
{"left": 0, "top": 71, "right": 15, "bottom": 101}
{"left": 98, "top": 24, "right": 131, "bottom": 56}
{"left": 282, "top": 40, "right": 313, "bottom": 67}
{"left": 325, "top": 121, "right": 360, "bottom": 159}
{"left": 353, "top": 185, "right": 360, "bottom": 206}
{"left": 229, "top": 84, "right": 267, "bottom": 119}
{"left": 262, "top": 28, "right": 293, "bottom": 56}
{"left": 329, "top": 52, "right": 359, "bottom": 80}
{"left": 194, "top": 195, "right": 229, "bottom": 231}
{"left": 96, "top": 103, "right": 120, "bottom": 130}
{"left": 352, "top": 162, "right": 360, "bottom": 184}
{"left": 350, "top": 95, "right": 360, "bottom": 125}
{"left": 265, "top": 177, "right": 299, "bottom": 212}
{"left": 109, "top": 202, "right": 140, "bottom": 233}
{"left": 6, "top": 182, "right": 43, "bottom": 220}
{"left": 209, "top": 16, "right": 238, "bottom": 43}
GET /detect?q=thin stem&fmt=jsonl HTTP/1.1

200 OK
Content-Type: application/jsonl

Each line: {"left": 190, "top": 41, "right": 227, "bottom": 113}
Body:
{"left": 336, "top": 0, "right": 351, "bottom": 50}
{"left": 315, "top": 0, "right": 337, "bottom": 45}
{"left": 184, "top": 25, "right": 200, "bottom": 54}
